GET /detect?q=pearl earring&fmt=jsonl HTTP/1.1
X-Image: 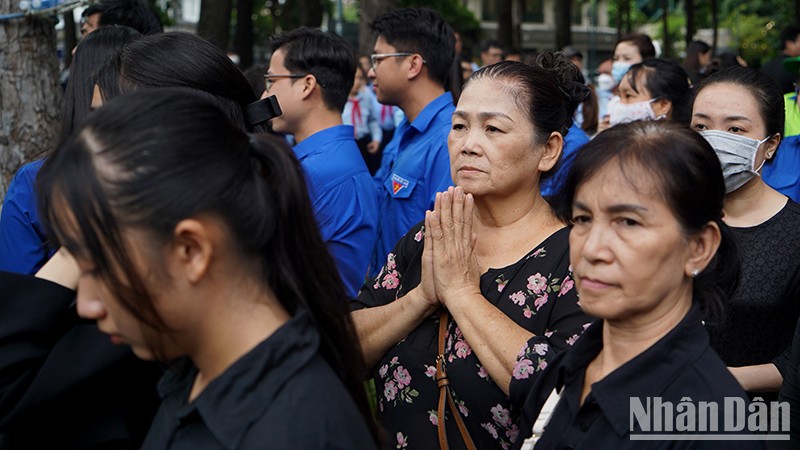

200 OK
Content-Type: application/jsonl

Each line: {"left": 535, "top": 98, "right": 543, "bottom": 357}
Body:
{"left": 691, "top": 269, "right": 700, "bottom": 278}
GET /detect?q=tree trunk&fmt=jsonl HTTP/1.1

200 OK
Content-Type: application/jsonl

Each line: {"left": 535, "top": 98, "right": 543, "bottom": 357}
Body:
{"left": 62, "top": 10, "right": 76, "bottom": 68}
{"left": 497, "top": 0, "right": 513, "bottom": 50}
{"left": 358, "top": 0, "right": 395, "bottom": 55}
{"left": 796, "top": 0, "right": 800, "bottom": 25}
{"left": 197, "top": 0, "right": 233, "bottom": 50}
{"left": 685, "top": 0, "right": 694, "bottom": 45}
{"left": 661, "top": 0, "right": 670, "bottom": 58}
{"left": 711, "top": 0, "right": 718, "bottom": 53}
{"left": 0, "top": 5, "right": 61, "bottom": 203}
{"left": 299, "top": 0, "right": 323, "bottom": 27}
{"left": 555, "top": 0, "right": 572, "bottom": 50}
{"left": 234, "top": 0, "right": 254, "bottom": 69}
{"left": 617, "top": 0, "right": 631, "bottom": 39}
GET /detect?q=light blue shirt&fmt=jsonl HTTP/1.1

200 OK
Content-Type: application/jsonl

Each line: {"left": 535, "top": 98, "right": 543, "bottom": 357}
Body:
{"left": 0, "top": 159, "right": 54, "bottom": 274}
{"left": 294, "top": 125, "right": 379, "bottom": 297}
{"left": 371, "top": 92, "right": 455, "bottom": 276}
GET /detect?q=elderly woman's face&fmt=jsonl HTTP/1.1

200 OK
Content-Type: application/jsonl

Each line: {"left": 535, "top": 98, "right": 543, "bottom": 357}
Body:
{"left": 569, "top": 162, "right": 694, "bottom": 324}
{"left": 448, "top": 78, "right": 547, "bottom": 197}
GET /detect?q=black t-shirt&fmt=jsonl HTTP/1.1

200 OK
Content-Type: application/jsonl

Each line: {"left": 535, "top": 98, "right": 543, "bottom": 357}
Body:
{"left": 707, "top": 200, "right": 800, "bottom": 373}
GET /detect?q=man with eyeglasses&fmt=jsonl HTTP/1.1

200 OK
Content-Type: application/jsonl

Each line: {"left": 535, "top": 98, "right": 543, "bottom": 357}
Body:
{"left": 367, "top": 7, "right": 456, "bottom": 277}
{"left": 261, "top": 27, "right": 378, "bottom": 299}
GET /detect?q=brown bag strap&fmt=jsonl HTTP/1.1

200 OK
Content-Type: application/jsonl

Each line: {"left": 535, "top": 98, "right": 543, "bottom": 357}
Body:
{"left": 436, "top": 309, "right": 477, "bottom": 450}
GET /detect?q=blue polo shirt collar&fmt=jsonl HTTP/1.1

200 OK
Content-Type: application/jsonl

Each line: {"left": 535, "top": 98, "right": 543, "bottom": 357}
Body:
{"left": 293, "top": 125, "right": 355, "bottom": 160}
{"left": 407, "top": 92, "right": 453, "bottom": 134}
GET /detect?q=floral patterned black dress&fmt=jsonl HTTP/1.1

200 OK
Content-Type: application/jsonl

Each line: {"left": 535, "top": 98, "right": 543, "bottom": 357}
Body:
{"left": 353, "top": 223, "right": 592, "bottom": 450}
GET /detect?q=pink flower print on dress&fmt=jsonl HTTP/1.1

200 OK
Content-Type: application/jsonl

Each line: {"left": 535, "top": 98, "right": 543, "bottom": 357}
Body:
{"left": 381, "top": 270, "right": 400, "bottom": 289}
{"left": 424, "top": 365, "right": 437, "bottom": 379}
{"left": 534, "top": 293, "right": 549, "bottom": 311}
{"left": 506, "top": 424, "right": 520, "bottom": 443}
{"left": 523, "top": 308, "right": 533, "bottom": 319}
{"left": 509, "top": 291, "right": 526, "bottom": 306}
{"left": 537, "top": 359, "right": 548, "bottom": 371}
{"left": 544, "top": 330, "right": 554, "bottom": 338}
{"left": 477, "top": 364, "right": 489, "bottom": 379}
{"left": 497, "top": 278, "right": 508, "bottom": 293}
{"left": 386, "top": 252, "right": 397, "bottom": 271}
{"left": 396, "top": 432, "right": 408, "bottom": 449}
{"left": 428, "top": 410, "right": 438, "bottom": 426}
{"left": 384, "top": 380, "right": 398, "bottom": 401}
{"left": 491, "top": 404, "right": 512, "bottom": 427}
{"left": 390, "top": 356, "right": 399, "bottom": 364}
{"left": 558, "top": 276, "right": 575, "bottom": 297}
{"left": 414, "top": 227, "right": 424, "bottom": 242}
{"left": 378, "top": 364, "right": 389, "bottom": 378}
{"left": 567, "top": 334, "right": 580, "bottom": 346}
{"left": 393, "top": 366, "right": 411, "bottom": 388}
{"left": 512, "top": 359, "right": 535, "bottom": 380}
{"left": 532, "top": 343, "right": 549, "bottom": 356}
{"left": 454, "top": 340, "right": 472, "bottom": 359}
{"left": 527, "top": 273, "right": 547, "bottom": 294}
{"left": 457, "top": 400, "right": 469, "bottom": 417}
{"left": 482, "top": 423, "right": 499, "bottom": 439}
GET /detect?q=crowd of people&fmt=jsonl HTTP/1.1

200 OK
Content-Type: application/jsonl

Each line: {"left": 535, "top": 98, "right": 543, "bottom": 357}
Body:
{"left": 1, "top": 0, "right": 800, "bottom": 449}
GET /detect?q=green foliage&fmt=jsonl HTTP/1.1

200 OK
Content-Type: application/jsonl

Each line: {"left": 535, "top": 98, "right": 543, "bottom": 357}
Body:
{"left": 396, "top": 0, "right": 480, "bottom": 34}
{"left": 147, "top": 0, "right": 173, "bottom": 26}
{"left": 650, "top": 10, "right": 686, "bottom": 57}
{"left": 720, "top": 4, "right": 778, "bottom": 67}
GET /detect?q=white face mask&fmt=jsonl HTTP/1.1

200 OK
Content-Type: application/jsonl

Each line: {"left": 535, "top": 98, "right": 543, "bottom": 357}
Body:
{"left": 607, "top": 96, "right": 658, "bottom": 126}
{"left": 700, "top": 130, "right": 772, "bottom": 193}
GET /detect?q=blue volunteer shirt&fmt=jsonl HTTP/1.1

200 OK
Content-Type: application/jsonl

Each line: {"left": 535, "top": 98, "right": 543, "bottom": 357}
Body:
{"left": 0, "top": 159, "right": 55, "bottom": 274}
{"left": 294, "top": 125, "right": 379, "bottom": 298}
{"left": 371, "top": 92, "right": 455, "bottom": 276}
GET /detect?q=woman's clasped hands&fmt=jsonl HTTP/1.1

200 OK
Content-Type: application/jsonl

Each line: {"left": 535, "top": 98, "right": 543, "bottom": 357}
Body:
{"left": 420, "top": 186, "right": 482, "bottom": 311}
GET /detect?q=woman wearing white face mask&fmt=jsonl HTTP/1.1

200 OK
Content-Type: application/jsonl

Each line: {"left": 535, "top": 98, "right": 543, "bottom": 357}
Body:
{"left": 691, "top": 66, "right": 800, "bottom": 397}
{"left": 597, "top": 34, "right": 657, "bottom": 132}
{"left": 606, "top": 58, "right": 692, "bottom": 128}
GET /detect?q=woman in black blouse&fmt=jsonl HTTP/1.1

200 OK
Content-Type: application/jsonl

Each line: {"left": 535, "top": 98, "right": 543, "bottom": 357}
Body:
{"left": 512, "top": 121, "right": 759, "bottom": 449}
{"left": 352, "top": 55, "right": 593, "bottom": 449}
{"left": 38, "top": 90, "right": 379, "bottom": 449}
{"left": 691, "top": 67, "right": 800, "bottom": 395}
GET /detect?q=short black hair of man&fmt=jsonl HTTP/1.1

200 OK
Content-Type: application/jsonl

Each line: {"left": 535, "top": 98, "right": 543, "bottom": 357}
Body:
{"left": 98, "top": 0, "right": 162, "bottom": 35}
{"left": 269, "top": 27, "right": 356, "bottom": 114}
{"left": 370, "top": 8, "right": 455, "bottom": 87}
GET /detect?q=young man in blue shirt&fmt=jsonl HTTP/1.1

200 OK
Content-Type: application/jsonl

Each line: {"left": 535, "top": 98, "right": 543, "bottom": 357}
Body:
{"left": 264, "top": 28, "right": 378, "bottom": 298}
{"left": 367, "top": 8, "right": 456, "bottom": 276}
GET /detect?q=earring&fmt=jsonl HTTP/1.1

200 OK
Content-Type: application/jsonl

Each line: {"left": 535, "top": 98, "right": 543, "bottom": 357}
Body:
{"left": 691, "top": 269, "right": 700, "bottom": 278}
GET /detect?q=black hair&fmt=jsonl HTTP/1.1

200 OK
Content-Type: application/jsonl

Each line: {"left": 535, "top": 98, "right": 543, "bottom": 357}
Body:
{"left": 269, "top": 27, "right": 356, "bottom": 113}
{"left": 96, "top": 0, "right": 162, "bottom": 35}
{"left": 370, "top": 8, "right": 455, "bottom": 87}
{"left": 39, "top": 89, "right": 380, "bottom": 445}
{"left": 616, "top": 33, "right": 656, "bottom": 60}
{"left": 625, "top": 58, "right": 692, "bottom": 124}
{"left": 480, "top": 39, "right": 504, "bottom": 53}
{"left": 693, "top": 66, "right": 784, "bottom": 139}
{"left": 110, "top": 32, "right": 259, "bottom": 131}
{"left": 82, "top": 4, "right": 102, "bottom": 17}
{"left": 466, "top": 53, "right": 589, "bottom": 183}
{"left": 781, "top": 25, "right": 800, "bottom": 49}
{"left": 57, "top": 26, "right": 141, "bottom": 148}
{"left": 558, "top": 121, "right": 739, "bottom": 321}
{"left": 683, "top": 40, "right": 711, "bottom": 73}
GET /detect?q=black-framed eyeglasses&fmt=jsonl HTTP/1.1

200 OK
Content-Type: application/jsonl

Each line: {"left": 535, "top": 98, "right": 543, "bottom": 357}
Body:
{"left": 370, "top": 53, "right": 426, "bottom": 70}
{"left": 263, "top": 73, "right": 306, "bottom": 91}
